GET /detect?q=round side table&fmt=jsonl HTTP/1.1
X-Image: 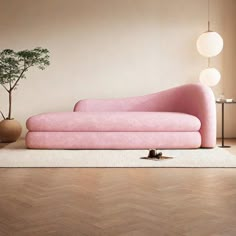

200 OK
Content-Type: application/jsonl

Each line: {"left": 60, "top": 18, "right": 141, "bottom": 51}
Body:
{"left": 216, "top": 100, "right": 236, "bottom": 148}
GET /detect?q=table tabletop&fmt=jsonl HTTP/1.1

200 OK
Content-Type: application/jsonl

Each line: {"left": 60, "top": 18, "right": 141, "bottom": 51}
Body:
{"left": 216, "top": 100, "right": 236, "bottom": 104}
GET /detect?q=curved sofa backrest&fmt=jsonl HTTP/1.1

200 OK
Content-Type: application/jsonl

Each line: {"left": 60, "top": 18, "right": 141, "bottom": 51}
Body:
{"left": 74, "top": 83, "right": 216, "bottom": 147}
{"left": 74, "top": 93, "right": 163, "bottom": 112}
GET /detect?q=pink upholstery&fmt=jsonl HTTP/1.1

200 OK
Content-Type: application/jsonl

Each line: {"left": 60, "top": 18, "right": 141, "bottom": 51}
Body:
{"left": 27, "top": 112, "right": 200, "bottom": 132}
{"left": 26, "top": 83, "right": 216, "bottom": 149}
{"left": 26, "top": 132, "right": 201, "bottom": 149}
{"left": 74, "top": 83, "right": 216, "bottom": 148}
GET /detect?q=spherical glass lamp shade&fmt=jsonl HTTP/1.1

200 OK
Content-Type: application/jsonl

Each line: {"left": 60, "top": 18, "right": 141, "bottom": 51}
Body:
{"left": 197, "top": 31, "right": 223, "bottom": 57}
{"left": 199, "top": 68, "right": 221, "bottom": 87}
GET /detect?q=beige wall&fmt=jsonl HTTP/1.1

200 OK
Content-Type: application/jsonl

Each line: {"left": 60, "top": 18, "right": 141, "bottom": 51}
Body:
{"left": 0, "top": 0, "right": 235, "bottom": 137}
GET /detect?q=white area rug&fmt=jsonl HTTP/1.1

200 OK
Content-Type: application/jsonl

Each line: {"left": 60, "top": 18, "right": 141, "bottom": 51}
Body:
{"left": 0, "top": 140, "right": 236, "bottom": 167}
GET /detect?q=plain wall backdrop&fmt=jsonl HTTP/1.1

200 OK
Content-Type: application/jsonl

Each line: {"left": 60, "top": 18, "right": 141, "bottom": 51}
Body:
{"left": 0, "top": 0, "right": 236, "bottom": 137}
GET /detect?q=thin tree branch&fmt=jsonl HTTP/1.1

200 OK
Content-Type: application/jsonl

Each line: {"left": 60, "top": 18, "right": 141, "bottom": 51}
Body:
{"left": 11, "top": 66, "right": 29, "bottom": 91}
{"left": 0, "top": 110, "right": 6, "bottom": 120}
{"left": 10, "top": 58, "right": 29, "bottom": 90}
{"left": 1, "top": 84, "right": 10, "bottom": 92}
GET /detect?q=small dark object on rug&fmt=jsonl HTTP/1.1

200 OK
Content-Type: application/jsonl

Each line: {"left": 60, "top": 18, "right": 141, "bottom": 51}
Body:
{"left": 141, "top": 149, "right": 173, "bottom": 161}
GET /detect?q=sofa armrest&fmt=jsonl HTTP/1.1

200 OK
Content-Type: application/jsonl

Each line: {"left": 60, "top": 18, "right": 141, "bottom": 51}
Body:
{"left": 158, "top": 84, "right": 216, "bottom": 148}
{"left": 74, "top": 83, "right": 216, "bottom": 147}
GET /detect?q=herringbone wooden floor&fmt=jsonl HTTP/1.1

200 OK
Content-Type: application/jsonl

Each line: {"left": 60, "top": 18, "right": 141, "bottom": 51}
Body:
{"left": 0, "top": 139, "right": 236, "bottom": 236}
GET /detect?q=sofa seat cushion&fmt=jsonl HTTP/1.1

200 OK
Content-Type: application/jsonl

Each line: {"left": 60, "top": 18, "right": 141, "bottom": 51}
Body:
{"left": 27, "top": 112, "right": 201, "bottom": 132}
{"left": 26, "top": 132, "right": 201, "bottom": 149}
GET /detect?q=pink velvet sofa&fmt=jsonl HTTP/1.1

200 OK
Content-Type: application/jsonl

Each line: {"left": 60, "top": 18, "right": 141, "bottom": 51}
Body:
{"left": 26, "top": 83, "right": 216, "bottom": 149}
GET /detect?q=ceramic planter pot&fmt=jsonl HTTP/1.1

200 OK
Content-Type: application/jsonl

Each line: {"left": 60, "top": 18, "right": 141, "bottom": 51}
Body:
{"left": 0, "top": 119, "right": 22, "bottom": 143}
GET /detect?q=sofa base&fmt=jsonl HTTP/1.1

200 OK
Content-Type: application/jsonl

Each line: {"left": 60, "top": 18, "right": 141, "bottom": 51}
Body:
{"left": 26, "top": 132, "right": 201, "bottom": 149}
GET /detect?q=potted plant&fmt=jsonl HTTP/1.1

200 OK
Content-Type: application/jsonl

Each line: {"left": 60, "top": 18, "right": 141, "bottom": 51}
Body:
{"left": 0, "top": 47, "right": 50, "bottom": 142}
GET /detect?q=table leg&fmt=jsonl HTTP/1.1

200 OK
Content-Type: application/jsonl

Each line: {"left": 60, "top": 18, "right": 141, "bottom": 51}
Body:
{"left": 219, "top": 103, "right": 230, "bottom": 148}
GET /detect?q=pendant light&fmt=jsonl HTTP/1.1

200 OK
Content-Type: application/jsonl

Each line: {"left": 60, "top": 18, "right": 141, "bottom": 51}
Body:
{"left": 197, "top": 28, "right": 223, "bottom": 57}
{"left": 199, "top": 67, "right": 221, "bottom": 87}
{"left": 197, "top": 0, "right": 223, "bottom": 87}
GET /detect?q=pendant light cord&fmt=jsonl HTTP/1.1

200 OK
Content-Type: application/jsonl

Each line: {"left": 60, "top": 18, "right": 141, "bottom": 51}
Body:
{"left": 208, "top": 0, "right": 210, "bottom": 31}
{"left": 208, "top": 0, "right": 211, "bottom": 68}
